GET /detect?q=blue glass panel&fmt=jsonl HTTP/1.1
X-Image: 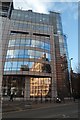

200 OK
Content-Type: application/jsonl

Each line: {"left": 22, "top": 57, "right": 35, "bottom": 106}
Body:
{"left": 35, "top": 51, "right": 42, "bottom": 58}
{"left": 4, "top": 62, "right": 7, "bottom": 69}
{"left": 8, "top": 39, "right": 50, "bottom": 51}
{"left": 23, "top": 61, "right": 34, "bottom": 69}
{"left": 28, "top": 50, "right": 35, "bottom": 57}
{"left": 17, "top": 62, "right": 24, "bottom": 69}
{"left": 31, "top": 40, "right": 36, "bottom": 47}
{"left": 20, "top": 39, "right": 25, "bottom": 45}
{"left": 40, "top": 41, "right": 44, "bottom": 49}
{"left": 4, "top": 62, "right": 12, "bottom": 71}
{"left": 15, "top": 39, "right": 20, "bottom": 46}
{"left": 44, "top": 43, "right": 50, "bottom": 50}
{"left": 6, "top": 50, "right": 14, "bottom": 58}
{"left": 12, "top": 62, "right": 18, "bottom": 70}
{"left": 25, "top": 39, "right": 31, "bottom": 46}
{"left": 35, "top": 41, "right": 42, "bottom": 48}
{"left": 8, "top": 40, "right": 15, "bottom": 47}
{"left": 13, "top": 50, "right": 19, "bottom": 58}
{"left": 46, "top": 53, "right": 51, "bottom": 61}
{"left": 18, "top": 50, "right": 25, "bottom": 58}
{"left": 23, "top": 61, "right": 28, "bottom": 65}
{"left": 24, "top": 50, "right": 29, "bottom": 58}
{"left": 6, "top": 49, "right": 51, "bottom": 59}
{"left": 28, "top": 62, "right": 34, "bottom": 68}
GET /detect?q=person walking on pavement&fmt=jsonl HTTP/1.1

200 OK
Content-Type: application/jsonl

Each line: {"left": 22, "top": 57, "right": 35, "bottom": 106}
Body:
{"left": 9, "top": 92, "right": 14, "bottom": 101}
{"left": 72, "top": 90, "right": 76, "bottom": 102}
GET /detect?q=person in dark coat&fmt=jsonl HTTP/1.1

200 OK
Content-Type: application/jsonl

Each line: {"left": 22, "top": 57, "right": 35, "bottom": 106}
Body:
{"left": 9, "top": 92, "right": 14, "bottom": 101}
{"left": 72, "top": 90, "right": 76, "bottom": 102}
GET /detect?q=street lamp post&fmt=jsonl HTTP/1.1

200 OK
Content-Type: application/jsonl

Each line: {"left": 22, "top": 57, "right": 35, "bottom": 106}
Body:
{"left": 69, "top": 58, "right": 73, "bottom": 96}
{"left": 41, "top": 85, "right": 43, "bottom": 103}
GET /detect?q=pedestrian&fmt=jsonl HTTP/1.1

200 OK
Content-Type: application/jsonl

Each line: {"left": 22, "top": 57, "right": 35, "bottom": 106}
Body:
{"left": 59, "top": 93, "right": 65, "bottom": 103}
{"left": 9, "top": 92, "right": 14, "bottom": 101}
{"left": 72, "top": 90, "right": 76, "bottom": 102}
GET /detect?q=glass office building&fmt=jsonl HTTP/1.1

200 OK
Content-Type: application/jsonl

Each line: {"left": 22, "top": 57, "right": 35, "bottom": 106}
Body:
{"left": 1, "top": 1, "right": 69, "bottom": 101}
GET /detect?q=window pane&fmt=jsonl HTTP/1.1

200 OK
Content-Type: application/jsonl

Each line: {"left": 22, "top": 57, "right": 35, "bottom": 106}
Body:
{"left": 19, "top": 50, "right": 25, "bottom": 58}
{"left": 12, "top": 62, "right": 18, "bottom": 70}
{"left": 4, "top": 62, "right": 12, "bottom": 71}
{"left": 41, "top": 41, "right": 44, "bottom": 49}
{"left": 25, "top": 39, "right": 31, "bottom": 46}
{"left": 31, "top": 40, "right": 36, "bottom": 47}
{"left": 25, "top": 50, "right": 29, "bottom": 58}
{"left": 28, "top": 62, "right": 34, "bottom": 68}
{"left": 4, "top": 62, "right": 7, "bottom": 70}
{"left": 15, "top": 39, "right": 20, "bottom": 46}
{"left": 23, "top": 61, "right": 28, "bottom": 65}
{"left": 8, "top": 40, "right": 15, "bottom": 47}
{"left": 45, "top": 43, "right": 50, "bottom": 50}
{"left": 35, "top": 51, "right": 42, "bottom": 58}
{"left": 46, "top": 53, "right": 51, "bottom": 61}
{"left": 21, "top": 39, "right": 25, "bottom": 45}
{"left": 17, "top": 62, "right": 23, "bottom": 69}
{"left": 28, "top": 50, "right": 35, "bottom": 56}
{"left": 14, "top": 50, "right": 19, "bottom": 58}
{"left": 36, "top": 41, "right": 41, "bottom": 48}
{"left": 6, "top": 50, "right": 14, "bottom": 58}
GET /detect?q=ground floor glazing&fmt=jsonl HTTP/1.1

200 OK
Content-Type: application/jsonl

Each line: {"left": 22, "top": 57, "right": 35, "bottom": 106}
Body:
{"left": 2, "top": 75, "right": 52, "bottom": 99}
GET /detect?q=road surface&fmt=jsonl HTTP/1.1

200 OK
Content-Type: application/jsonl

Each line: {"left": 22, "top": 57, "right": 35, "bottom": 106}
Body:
{"left": 2, "top": 102, "right": 78, "bottom": 118}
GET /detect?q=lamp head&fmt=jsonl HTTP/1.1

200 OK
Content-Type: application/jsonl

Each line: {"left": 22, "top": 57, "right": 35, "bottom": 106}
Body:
{"left": 70, "top": 58, "right": 73, "bottom": 60}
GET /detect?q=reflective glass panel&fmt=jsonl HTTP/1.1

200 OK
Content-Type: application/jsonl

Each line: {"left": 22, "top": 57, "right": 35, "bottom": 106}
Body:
{"left": 8, "top": 39, "right": 50, "bottom": 51}
{"left": 31, "top": 40, "right": 36, "bottom": 47}
{"left": 21, "top": 39, "right": 25, "bottom": 45}
{"left": 28, "top": 50, "right": 35, "bottom": 57}
{"left": 25, "top": 39, "right": 31, "bottom": 46}
{"left": 36, "top": 41, "right": 42, "bottom": 48}
{"left": 15, "top": 39, "right": 20, "bottom": 46}
{"left": 18, "top": 50, "right": 25, "bottom": 58}
{"left": 30, "top": 77, "right": 51, "bottom": 97}
{"left": 44, "top": 43, "right": 50, "bottom": 50}
{"left": 12, "top": 62, "right": 18, "bottom": 70}
{"left": 17, "top": 62, "right": 23, "bottom": 70}
{"left": 35, "top": 51, "right": 42, "bottom": 58}
{"left": 8, "top": 40, "right": 15, "bottom": 47}
{"left": 13, "top": 50, "right": 19, "bottom": 58}
{"left": 6, "top": 50, "right": 14, "bottom": 58}
{"left": 4, "top": 62, "right": 12, "bottom": 71}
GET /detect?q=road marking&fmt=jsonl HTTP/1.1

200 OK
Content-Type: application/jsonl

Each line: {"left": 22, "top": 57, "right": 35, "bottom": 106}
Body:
{"left": 42, "top": 113, "right": 62, "bottom": 118}
{"left": 62, "top": 114, "right": 67, "bottom": 118}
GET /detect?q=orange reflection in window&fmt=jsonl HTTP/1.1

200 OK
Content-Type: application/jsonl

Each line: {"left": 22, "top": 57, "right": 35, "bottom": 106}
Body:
{"left": 30, "top": 77, "right": 51, "bottom": 97}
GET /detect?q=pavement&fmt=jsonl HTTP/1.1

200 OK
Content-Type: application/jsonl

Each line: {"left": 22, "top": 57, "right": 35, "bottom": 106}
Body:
{"left": 1, "top": 98, "right": 78, "bottom": 113}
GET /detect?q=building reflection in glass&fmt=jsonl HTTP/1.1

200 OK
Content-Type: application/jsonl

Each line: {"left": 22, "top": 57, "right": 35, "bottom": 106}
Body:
{"left": 2, "top": 76, "right": 51, "bottom": 97}
{"left": 30, "top": 54, "right": 51, "bottom": 73}
{"left": 30, "top": 77, "right": 51, "bottom": 97}
{"left": 30, "top": 54, "right": 51, "bottom": 97}
{"left": 3, "top": 53, "right": 51, "bottom": 97}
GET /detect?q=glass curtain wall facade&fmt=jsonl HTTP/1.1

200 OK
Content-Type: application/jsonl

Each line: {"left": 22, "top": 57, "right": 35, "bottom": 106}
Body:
{"left": 2, "top": 1, "right": 69, "bottom": 100}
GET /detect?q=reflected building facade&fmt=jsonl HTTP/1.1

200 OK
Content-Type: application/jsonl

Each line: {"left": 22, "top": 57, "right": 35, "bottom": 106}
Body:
{"left": 1, "top": 1, "right": 70, "bottom": 100}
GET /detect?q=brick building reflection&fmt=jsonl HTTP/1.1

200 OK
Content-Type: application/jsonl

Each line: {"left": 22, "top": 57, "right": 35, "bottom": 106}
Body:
{"left": 30, "top": 54, "right": 51, "bottom": 97}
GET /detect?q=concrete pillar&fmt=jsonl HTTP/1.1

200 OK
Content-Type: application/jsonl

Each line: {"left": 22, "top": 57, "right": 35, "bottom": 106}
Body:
{"left": 0, "top": 14, "right": 2, "bottom": 120}
{"left": 24, "top": 77, "right": 30, "bottom": 101}
{"left": 51, "top": 77, "right": 57, "bottom": 100}
{"left": 50, "top": 32, "right": 57, "bottom": 100}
